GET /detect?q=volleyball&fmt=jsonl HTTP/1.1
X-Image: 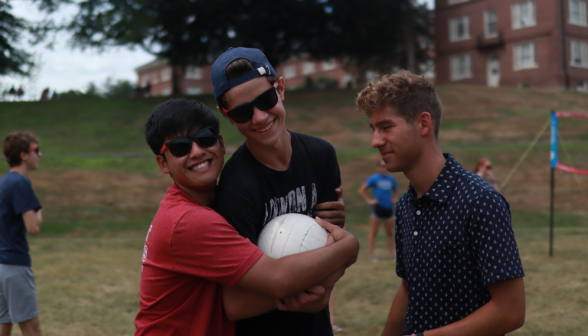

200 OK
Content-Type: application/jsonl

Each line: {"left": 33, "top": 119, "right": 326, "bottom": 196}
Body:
{"left": 258, "top": 214, "right": 329, "bottom": 259}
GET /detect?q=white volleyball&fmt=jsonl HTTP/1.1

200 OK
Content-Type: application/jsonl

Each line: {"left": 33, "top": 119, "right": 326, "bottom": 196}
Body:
{"left": 258, "top": 214, "right": 329, "bottom": 259}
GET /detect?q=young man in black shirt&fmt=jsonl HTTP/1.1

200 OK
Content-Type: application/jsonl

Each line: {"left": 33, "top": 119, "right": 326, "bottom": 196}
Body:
{"left": 212, "top": 48, "right": 345, "bottom": 336}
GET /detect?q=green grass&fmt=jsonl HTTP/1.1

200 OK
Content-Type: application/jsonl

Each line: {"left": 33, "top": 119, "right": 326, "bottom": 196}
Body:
{"left": 3, "top": 86, "right": 588, "bottom": 335}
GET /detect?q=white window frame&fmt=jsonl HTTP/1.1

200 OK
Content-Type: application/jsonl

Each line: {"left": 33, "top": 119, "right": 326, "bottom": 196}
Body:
{"left": 449, "top": 16, "right": 471, "bottom": 42}
{"left": 450, "top": 54, "right": 472, "bottom": 81}
{"left": 322, "top": 58, "right": 337, "bottom": 71}
{"left": 303, "top": 62, "right": 316, "bottom": 75}
{"left": 512, "top": 1, "right": 536, "bottom": 30}
{"left": 513, "top": 42, "right": 538, "bottom": 71}
{"left": 484, "top": 9, "right": 498, "bottom": 38}
{"left": 151, "top": 72, "right": 159, "bottom": 84}
{"left": 284, "top": 65, "right": 297, "bottom": 79}
{"left": 577, "top": 80, "right": 588, "bottom": 92}
{"left": 569, "top": 0, "right": 588, "bottom": 26}
{"left": 161, "top": 68, "right": 172, "bottom": 82}
{"left": 185, "top": 66, "right": 203, "bottom": 80}
{"left": 186, "top": 86, "right": 203, "bottom": 95}
{"left": 141, "top": 74, "right": 149, "bottom": 87}
{"left": 365, "top": 70, "right": 379, "bottom": 83}
{"left": 571, "top": 40, "right": 588, "bottom": 68}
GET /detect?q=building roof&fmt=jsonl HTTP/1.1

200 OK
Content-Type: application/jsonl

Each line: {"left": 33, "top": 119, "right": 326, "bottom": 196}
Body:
{"left": 134, "top": 58, "right": 169, "bottom": 73}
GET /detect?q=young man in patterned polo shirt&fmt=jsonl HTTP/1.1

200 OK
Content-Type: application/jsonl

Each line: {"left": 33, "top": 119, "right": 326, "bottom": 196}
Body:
{"left": 356, "top": 71, "right": 526, "bottom": 336}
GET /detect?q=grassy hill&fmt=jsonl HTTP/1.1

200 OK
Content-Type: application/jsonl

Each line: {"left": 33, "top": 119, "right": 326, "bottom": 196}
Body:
{"left": 1, "top": 86, "right": 588, "bottom": 336}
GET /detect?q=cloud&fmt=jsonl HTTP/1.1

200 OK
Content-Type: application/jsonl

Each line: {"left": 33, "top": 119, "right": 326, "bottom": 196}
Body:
{"left": 1, "top": 1, "right": 153, "bottom": 98}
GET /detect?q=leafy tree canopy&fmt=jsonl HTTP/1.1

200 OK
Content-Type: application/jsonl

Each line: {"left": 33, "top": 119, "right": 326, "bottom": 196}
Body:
{"left": 65, "top": 0, "right": 432, "bottom": 93}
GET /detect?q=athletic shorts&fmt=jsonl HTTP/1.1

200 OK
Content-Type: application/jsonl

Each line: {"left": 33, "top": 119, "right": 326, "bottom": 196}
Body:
{"left": 371, "top": 204, "right": 395, "bottom": 220}
{"left": 0, "top": 264, "right": 39, "bottom": 324}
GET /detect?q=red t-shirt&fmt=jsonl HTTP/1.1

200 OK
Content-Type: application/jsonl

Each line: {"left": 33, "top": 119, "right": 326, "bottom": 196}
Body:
{"left": 135, "top": 184, "right": 264, "bottom": 336}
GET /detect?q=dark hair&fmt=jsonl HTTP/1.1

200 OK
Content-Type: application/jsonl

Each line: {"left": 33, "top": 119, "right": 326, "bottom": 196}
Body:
{"left": 217, "top": 58, "right": 278, "bottom": 110}
{"left": 356, "top": 70, "right": 443, "bottom": 140}
{"left": 145, "top": 98, "right": 219, "bottom": 155}
{"left": 3, "top": 131, "right": 39, "bottom": 167}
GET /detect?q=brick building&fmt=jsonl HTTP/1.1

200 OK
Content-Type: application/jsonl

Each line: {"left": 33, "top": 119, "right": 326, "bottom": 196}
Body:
{"left": 134, "top": 56, "right": 357, "bottom": 96}
{"left": 435, "top": 0, "right": 588, "bottom": 90}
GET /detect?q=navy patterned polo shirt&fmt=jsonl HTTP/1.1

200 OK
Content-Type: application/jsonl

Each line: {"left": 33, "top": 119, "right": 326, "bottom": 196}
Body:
{"left": 395, "top": 153, "right": 524, "bottom": 335}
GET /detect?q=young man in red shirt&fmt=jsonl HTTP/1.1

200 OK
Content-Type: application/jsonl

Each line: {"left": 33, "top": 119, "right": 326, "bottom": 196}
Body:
{"left": 134, "top": 98, "right": 359, "bottom": 336}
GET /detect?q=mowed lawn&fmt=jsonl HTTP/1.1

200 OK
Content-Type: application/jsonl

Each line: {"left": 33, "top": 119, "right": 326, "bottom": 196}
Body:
{"left": 1, "top": 86, "right": 588, "bottom": 335}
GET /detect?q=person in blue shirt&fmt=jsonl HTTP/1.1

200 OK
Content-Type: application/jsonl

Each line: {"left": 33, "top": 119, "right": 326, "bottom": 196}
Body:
{"left": 359, "top": 160, "right": 398, "bottom": 262}
{"left": 0, "top": 131, "right": 43, "bottom": 336}
{"left": 357, "top": 71, "right": 525, "bottom": 336}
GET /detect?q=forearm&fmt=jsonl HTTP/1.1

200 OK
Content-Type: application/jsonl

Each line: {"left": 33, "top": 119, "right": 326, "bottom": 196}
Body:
{"left": 222, "top": 285, "right": 276, "bottom": 321}
{"left": 240, "top": 234, "right": 358, "bottom": 298}
{"left": 359, "top": 185, "right": 372, "bottom": 203}
{"left": 424, "top": 302, "right": 518, "bottom": 336}
{"left": 273, "top": 235, "right": 357, "bottom": 296}
{"left": 22, "top": 209, "right": 42, "bottom": 235}
{"left": 424, "top": 278, "right": 525, "bottom": 336}
{"left": 382, "top": 279, "right": 408, "bottom": 336}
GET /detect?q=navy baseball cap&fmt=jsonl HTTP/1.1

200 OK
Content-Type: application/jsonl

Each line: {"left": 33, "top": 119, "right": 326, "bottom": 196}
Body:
{"left": 211, "top": 47, "right": 276, "bottom": 100}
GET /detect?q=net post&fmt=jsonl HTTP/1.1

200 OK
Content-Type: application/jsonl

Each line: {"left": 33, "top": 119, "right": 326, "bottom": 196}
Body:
{"left": 549, "top": 111, "right": 557, "bottom": 257}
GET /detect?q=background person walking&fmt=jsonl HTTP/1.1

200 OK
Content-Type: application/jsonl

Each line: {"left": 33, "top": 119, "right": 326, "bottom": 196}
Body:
{"left": 0, "top": 131, "right": 44, "bottom": 336}
{"left": 359, "top": 160, "right": 398, "bottom": 262}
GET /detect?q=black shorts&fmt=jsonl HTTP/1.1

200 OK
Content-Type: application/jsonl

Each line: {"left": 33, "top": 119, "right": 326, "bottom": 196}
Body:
{"left": 371, "top": 204, "right": 394, "bottom": 220}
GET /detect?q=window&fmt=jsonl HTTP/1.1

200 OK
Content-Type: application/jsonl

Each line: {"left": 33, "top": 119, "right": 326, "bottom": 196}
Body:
{"left": 448, "top": 0, "right": 468, "bottom": 4}
{"left": 449, "top": 16, "right": 470, "bottom": 42}
{"left": 570, "top": 0, "right": 588, "bottom": 26}
{"left": 161, "top": 68, "right": 172, "bottom": 82}
{"left": 161, "top": 88, "right": 172, "bottom": 96}
{"left": 571, "top": 40, "right": 588, "bottom": 67}
{"left": 151, "top": 72, "right": 159, "bottom": 84}
{"left": 365, "top": 70, "right": 379, "bottom": 83}
{"left": 484, "top": 10, "right": 498, "bottom": 38}
{"left": 185, "top": 66, "right": 203, "bottom": 80}
{"left": 303, "top": 62, "right": 316, "bottom": 75}
{"left": 186, "top": 86, "right": 203, "bottom": 95}
{"left": 577, "top": 80, "right": 588, "bottom": 92}
{"left": 513, "top": 42, "right": 538, "bottom": 70}
{"left": 141, "top": 74, "right": 149, "bottom": 87}
{"left": 284, "top": 65, "right": 297, "bottom": 79}
{"left": 322, "top": 59, "right": 337, "bottom": 71}
{"left": 512, "top": 1, "right": 536, "bottom": 30}
{"left": 450, "top": 54, "right": 472, "bottom": 81}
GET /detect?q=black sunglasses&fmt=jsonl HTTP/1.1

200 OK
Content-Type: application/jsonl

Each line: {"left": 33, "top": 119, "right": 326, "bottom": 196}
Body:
{"left": 159, "top": 127, "right": 219, "bottom": 158}
{"left": 226, "top": 83, "right": 279, "bottom": 123}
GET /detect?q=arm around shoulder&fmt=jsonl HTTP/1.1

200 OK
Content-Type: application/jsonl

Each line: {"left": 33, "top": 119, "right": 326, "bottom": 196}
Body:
{"left": 22, "top": 208, "right": 42, "bottom": 235}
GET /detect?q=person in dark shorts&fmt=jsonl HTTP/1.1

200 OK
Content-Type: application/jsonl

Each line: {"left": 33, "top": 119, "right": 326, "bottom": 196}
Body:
{"left": 359, "top": 160, "right": 398, "bottom": 262}
{"left": 357, "top": 71, "right": 526, "bottom": 336}
{"left": 0, "top": 131, "right": 43, "bottom": 336}
{"left": 212, "top": 47, "right": 346, "bottom": 336}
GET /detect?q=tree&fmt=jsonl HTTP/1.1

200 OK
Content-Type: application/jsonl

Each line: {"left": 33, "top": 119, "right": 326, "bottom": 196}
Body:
{"left": 65, "top": 0, "right": 432, "bottom": 93}
{"left": 0, "top": 0, "right": 64, "bottom": 76}
{"left": 0, "top": 1, "right": 34, "bottom": 76}
{"left": 102, "top": 77, "right": 134, "bottom": 98}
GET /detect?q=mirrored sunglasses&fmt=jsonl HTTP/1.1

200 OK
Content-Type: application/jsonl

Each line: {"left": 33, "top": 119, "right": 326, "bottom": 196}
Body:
{"left": 226, "top": 82, "right": 279, "bottom": 123}
{"left": 159, "top": 127, "right": 219, "bottom": 158}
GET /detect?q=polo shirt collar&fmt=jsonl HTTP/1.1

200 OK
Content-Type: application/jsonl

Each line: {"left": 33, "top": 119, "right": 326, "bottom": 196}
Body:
{"left": 407, "top": 153, "right": 461, "bottom": 204}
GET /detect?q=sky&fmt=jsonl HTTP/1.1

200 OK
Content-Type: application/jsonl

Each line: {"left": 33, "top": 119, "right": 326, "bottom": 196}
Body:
{"left": 1, "top": 0, "right": 435, "bottom": 100}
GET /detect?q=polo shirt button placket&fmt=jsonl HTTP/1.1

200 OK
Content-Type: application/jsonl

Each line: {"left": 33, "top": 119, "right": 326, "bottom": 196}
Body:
{"left": 414, "top": 208, "right": 422, "bottom": 243}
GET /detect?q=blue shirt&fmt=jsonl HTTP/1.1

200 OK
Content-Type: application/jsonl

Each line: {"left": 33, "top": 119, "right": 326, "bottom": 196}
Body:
{"left": 395, "top": 154, "right": 524, "bottom": 335}
{"left": 365, "top": 173, "right": 397, "bottom": 209}
{"left": 0, "top": 172, "right": 42, "bottom": 266}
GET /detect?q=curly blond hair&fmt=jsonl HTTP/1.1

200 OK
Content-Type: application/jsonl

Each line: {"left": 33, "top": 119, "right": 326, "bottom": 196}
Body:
{"left": 356, "top": 70, "right": 442, "bottom": 140}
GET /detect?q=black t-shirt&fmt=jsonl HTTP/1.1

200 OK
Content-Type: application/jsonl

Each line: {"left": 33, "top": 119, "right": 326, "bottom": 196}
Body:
{"left": 216, "top": 131, "right": 341, "bottom": 336}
